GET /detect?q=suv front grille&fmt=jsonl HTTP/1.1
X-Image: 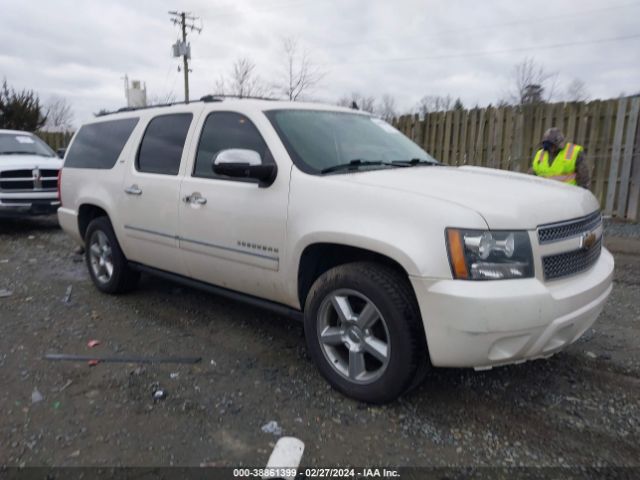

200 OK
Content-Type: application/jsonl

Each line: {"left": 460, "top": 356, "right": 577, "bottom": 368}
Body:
{"left": 0, "top": 169, "right": 59, "bottom": 191}
{"left": 538, "top": 211, "right": 602, "bottom": 244}
{"left": 542, "top": 238, "right": 602, "bottom": 280}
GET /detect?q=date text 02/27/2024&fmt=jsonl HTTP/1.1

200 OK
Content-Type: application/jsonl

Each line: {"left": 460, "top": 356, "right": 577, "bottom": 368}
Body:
{"left": 232, "top": 468, "right": 401, "bottom": 478}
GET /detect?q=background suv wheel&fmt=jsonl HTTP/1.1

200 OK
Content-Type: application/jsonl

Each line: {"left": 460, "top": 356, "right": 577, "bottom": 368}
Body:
{"left": 85, "top": 216, "right": 140, "bottom": 294}
{"left": 304, "top": 261, "right": 428, "bottom": 403}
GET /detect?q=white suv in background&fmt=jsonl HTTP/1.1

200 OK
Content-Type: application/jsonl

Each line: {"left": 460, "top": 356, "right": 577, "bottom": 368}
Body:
{"left": 58, "top": 98, "right": 613, "bottom": 403}
{"left": 0, "top": 129, "right": 63, "bottom": 215}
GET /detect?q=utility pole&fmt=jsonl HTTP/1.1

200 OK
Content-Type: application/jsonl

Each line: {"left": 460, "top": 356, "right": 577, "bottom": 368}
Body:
{"left": 179, "top": 12, "right": 189, "bottom": 102}
{"left": 169, "top": 11, "right": 202, "bottom": 103}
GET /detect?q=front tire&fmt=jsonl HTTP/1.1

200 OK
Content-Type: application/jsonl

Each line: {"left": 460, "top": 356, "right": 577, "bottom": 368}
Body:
{"left": 304, "top": 262, "right": 428, "bottom": 403}
{"left": 85, "top": 216, "right": 139, "bottom": 294}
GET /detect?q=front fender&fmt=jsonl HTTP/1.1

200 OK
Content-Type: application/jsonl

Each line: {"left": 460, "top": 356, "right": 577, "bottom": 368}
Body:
{"left": 282, "top": 169, "right": 488, "bottom": 307}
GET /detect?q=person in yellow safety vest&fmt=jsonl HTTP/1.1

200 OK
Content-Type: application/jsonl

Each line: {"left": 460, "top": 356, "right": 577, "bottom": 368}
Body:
{"left": 530, "top": 127, "right": 590, "bottom": 189}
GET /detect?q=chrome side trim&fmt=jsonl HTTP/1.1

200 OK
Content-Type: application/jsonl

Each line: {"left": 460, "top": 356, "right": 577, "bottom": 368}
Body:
{"left": 124, "top": 224, "right": 177, "bottom": 240}
{"left": 180, "top": 236, "right": 279, "bottom": 261}
{"left": 123, "top": 224, "right": 279, "bottom": 261}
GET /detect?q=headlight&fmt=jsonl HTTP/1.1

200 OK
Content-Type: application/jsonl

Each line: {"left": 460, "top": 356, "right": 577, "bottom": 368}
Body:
{"left": 446, "top": 228, "right": 533, "bottom": 280}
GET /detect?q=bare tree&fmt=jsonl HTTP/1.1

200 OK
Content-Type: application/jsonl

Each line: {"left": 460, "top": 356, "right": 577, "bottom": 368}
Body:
{"left": 212, "top": 74, "right": 227, "bottom": 96}
{"left": 44, "top": 95, "right": 73, "bottom": 130}
{"left": 507, "top": 57, "right": 557, "bottom": 105}
{"left": 415, "top": 94, "right": 453, "bottom": 116}
{"left": 522, "top": 84, "right": 544, "bottom": 104}
{"left": 228, "top": 58, "right": 271, "bottom": 98}
{"left": 566, "top": 78, "right": 589, "bottom": 102}
{"left": 211, "top": 58, "right": 271, "bottom": 98}
{"left": 546, "top": 73, "right": 559, "bottom": 103}
{"left": 278, "top": 37, "right": 325, "bottom": 101}
{"left": 337, "top": 92, "right": 376, "bottom": 113}
{"left": 376, "top": 94, "right": 397, "bottom": 121}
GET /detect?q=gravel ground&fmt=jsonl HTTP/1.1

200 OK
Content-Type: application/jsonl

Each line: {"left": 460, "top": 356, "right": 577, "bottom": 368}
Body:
{"left": 604, "top": 218, "right": 640, "bottom": 239}
{"left": 1, "top": 215, "right": 639, "bottom": 468}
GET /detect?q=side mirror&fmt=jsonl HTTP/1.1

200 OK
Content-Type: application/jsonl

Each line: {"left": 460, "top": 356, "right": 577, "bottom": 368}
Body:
{"left": 56, "top": 148, "right": 66, "bottom": 159}
{"left": 212, "top": 149, "right": 277, "bottom": 186}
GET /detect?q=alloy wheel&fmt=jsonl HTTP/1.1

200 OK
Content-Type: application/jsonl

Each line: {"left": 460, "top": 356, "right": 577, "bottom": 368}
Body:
{"left": 88, "top": 230, "right": 114, "bottom": 284}
{"left": 317, "top": 289, "right": 391, "bottom": 384}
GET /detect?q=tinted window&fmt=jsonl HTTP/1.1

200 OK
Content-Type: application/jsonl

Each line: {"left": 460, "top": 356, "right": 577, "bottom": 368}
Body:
{"left": 137, "top": 113, "right": 192, "bottom": 175}
{"left": 194, "top": 112, "right": 270, "bottom": 179}
{"left": 65, "top": 118, "right": 139, "bottom": 169}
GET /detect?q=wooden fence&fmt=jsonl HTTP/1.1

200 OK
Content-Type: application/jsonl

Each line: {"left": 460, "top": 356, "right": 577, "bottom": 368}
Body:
{"left": 36, "top": 131, "right": 74, "bottom": 152}
{"left": 393, "top": 96, "right": 640, "bottom": 222}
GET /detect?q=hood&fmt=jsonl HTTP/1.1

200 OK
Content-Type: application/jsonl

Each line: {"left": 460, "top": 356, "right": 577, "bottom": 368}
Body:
{"left": 328, "top": 165, "right": 600, "bottom": 229}
{"left": 0, "top": 154, "right": 63, "bottom": 171}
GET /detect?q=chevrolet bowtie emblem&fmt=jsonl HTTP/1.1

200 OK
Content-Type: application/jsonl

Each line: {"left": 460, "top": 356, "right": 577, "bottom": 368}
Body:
{"left": 32, "top": 167, "right": 42, "bottom": 189}
{"left": 580, "top": 231, "right": 597, "bottom": 250}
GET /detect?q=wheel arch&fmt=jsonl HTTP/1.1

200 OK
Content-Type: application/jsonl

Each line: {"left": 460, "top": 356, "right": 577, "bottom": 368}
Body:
{"left": 296, "top": 240, "right": 418, "bottom": 309}
{"left": 78, "top": 203, "right": 110, "bottom": 240}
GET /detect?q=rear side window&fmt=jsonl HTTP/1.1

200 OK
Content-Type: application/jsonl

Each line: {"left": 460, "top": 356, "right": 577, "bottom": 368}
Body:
{"left": 137, "top": 113, "right": 193, "bottom": 175}
{"left": 64, "top": 118, "right": 139, "bottom": 169}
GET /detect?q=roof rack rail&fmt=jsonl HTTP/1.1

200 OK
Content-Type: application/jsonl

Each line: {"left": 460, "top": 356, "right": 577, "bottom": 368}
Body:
{"left": 200, "top": 94, "right": 279, "bottom": 102}
{"left": 96, "top": 100, "right": 197, "bottom": 117}
{"left": 95, "top": 94, "right": 283, "bottom": 117}
{"left": 199, "top": 95, "right": 224, "bottom": 102}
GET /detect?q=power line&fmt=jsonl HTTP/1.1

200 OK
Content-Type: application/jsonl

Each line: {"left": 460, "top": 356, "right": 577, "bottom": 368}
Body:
{"left": 321, "top": 1, "right": 640, "bottom": 50}
{"left": 169, "top": 10, "right": 202, "bottom": 102}
{"left": 325, "top": 33, "right": 640, "bottom": 67}
{"left": 212, "top": 0, "right": 312, "bottom": 19}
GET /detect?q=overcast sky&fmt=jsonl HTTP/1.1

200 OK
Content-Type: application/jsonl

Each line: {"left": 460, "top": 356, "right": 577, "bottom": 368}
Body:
{"left": 1, "top": 0, "right": 639, "bottom": 126}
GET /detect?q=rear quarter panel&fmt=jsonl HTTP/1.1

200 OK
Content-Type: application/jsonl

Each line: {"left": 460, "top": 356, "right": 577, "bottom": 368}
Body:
{"left": 59, "top": 116, "right": 144, "bottom": 252}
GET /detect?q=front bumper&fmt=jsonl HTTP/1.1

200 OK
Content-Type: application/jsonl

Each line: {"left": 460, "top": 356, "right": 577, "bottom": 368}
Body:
{"left": 410, "top": 247, "right": 614, "bottom": 369}
{"left": 0, "top": 197, "right": 60, "bottom": 215}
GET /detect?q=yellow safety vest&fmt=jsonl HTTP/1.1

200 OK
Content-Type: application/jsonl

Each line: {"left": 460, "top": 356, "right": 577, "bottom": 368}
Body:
{"left": 532, "top": 143, "right": 582, "bottom": 185}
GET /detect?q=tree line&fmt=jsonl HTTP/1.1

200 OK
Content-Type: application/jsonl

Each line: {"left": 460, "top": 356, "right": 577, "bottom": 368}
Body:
{"left": 206, "top": 52, "right": 596, "bottom": 121}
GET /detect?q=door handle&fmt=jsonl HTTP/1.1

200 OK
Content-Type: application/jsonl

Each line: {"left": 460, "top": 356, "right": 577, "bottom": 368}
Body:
{"left": 183, "top": 193, "right": 207, "bottom": 205}
{"left": 124, "top": 184, "right": 143, "bottom": 195}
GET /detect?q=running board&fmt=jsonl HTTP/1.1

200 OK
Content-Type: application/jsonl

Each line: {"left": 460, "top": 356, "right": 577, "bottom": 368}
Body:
{"left": 129, "top": 262, "right": 304, "bottom": 322}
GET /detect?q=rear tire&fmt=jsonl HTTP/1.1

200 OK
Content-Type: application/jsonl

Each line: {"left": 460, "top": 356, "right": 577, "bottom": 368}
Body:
{"left": 85, "top": 216, "right": 139, "bottom": 294}
{"left": 304, "top": 261, "right": 428, "bottom": 404}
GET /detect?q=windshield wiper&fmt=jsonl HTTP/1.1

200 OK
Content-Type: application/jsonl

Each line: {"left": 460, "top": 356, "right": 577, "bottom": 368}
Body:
{"left": 321, "top": 159, "right": 408, "bottom": 174}
{"left": 391, "top": 158, "right": 441, "bottom": 166}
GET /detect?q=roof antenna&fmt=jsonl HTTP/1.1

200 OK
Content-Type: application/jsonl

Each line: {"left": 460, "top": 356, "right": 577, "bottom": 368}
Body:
{"left": 350, "top": 101, "right": 359, "bottom": 110}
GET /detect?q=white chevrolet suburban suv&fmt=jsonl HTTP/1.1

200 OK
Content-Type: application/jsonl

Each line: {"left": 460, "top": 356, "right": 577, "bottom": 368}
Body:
{"left": 58, "top": 98, "right": 614, "bottom": 403}
{"left": 0, "top": 129, "right": 63, "bottom": 215}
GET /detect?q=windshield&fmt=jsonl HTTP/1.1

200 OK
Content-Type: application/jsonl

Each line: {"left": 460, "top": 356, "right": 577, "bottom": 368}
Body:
{"left": 265, "top": 109, "right": 437, "bottom": 174}
{"left": 0, "top": 132, "right": 56, "bottom": 157}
